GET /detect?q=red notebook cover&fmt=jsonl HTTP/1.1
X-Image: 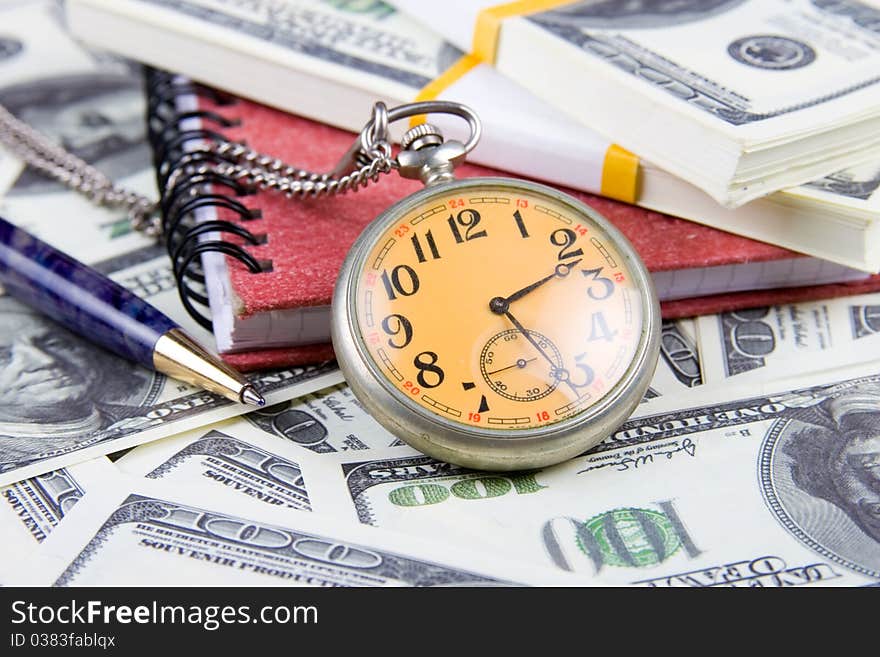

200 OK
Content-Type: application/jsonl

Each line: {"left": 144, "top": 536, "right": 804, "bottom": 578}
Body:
{"left": 188, "top": 95, "right": 880, "bottom": 371}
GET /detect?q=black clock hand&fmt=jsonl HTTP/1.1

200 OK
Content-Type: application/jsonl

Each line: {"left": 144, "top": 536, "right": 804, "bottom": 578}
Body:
{"left": 489, "top": 259, "right": 582, "bottom": 314}
{"left": 501, "top": 311, "right": 553, "bottom": 365}
{"left": 502, "top": 310, "right": 581, "bottom": 397}
{"left": 486, "top": 357, "right": 537, "bottom": 377}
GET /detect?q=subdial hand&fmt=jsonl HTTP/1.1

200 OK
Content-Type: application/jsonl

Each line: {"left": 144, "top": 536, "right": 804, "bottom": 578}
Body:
{"left": 486, "top": 357, "right": 538, "bottom": 377}
{"left": 488, "top": 258, "right": 582, "bottom": 314}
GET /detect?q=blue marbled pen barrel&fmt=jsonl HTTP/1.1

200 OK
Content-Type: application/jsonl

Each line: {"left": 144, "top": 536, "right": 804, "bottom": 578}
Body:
{"left": 0, "top": 215, "right": 264, "bottom": 406}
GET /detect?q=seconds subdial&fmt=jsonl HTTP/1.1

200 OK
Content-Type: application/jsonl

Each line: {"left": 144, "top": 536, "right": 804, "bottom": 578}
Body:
{"left": 480, "top": 329, "right": 563, "bottom": 402}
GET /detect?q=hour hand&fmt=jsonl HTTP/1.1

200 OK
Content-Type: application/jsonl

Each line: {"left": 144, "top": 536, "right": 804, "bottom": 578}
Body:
{"left": 489, "top": 258, "right": 581, "bottom": 314}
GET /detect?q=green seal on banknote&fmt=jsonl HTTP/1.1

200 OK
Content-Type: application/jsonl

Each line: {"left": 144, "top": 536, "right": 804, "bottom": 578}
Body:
{"left": 579, "top": 508, "right": 682, "bottom": 568}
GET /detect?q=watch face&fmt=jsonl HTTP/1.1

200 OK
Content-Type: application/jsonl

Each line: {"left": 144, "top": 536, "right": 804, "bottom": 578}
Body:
{"left": 351, "top": 180, "right": 650, "bottom": 434}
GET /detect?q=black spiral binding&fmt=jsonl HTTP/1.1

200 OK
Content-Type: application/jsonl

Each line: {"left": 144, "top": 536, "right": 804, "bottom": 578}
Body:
{"left": 145, "top": 68, "right": 267, "bottom": 331}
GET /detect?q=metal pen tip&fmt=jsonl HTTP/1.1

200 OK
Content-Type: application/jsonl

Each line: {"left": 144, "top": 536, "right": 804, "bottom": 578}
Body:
{"left": 241, "top": 385, "right": 266, "bottom": 407}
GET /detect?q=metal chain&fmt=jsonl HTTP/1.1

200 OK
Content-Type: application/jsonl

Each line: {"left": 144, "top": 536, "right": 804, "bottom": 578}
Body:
{"left": 208, "top": 140, "right": 395, "bottom": 198}
{"left": 0, "top": 101, "right": 396, "bottom": 238}
{"left": 0, "top": 102, "right": 161, "bottom": 237}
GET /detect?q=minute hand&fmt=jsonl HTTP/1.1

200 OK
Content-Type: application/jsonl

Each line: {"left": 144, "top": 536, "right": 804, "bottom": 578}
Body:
{"left": 503, "top": 310, "right": 579, "bottom": 396}
{"left": 503, "top": 311, "right": 557, "bottom": 369}
{"left": 493, "top": 258, "right": 582, "bottom": 310}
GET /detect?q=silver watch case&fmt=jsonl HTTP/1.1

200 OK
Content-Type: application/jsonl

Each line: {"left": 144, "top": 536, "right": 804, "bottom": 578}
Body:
{"left": 331, "top": 177, "right": 661, "bottom": 471}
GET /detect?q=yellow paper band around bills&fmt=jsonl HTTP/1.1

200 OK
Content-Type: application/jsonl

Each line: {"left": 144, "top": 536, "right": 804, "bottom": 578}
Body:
{"left": 473, "top": 0, "right": 573, "bottom": 65}
{"left": 601, "top": 144, "right": 640, "bottom": 204}
{"left": 412, "top": 34, "right": 641, "bottom": 203}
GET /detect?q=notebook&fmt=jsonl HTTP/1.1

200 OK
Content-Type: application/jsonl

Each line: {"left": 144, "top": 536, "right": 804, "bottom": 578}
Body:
{"left": 148, "top": 73, "right": 880, "bottom": 371}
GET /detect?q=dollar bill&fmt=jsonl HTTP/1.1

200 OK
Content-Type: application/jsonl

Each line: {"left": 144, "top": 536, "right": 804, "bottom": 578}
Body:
{"left": 242, "top": 382, "right": 416, "bottom": 453}
{"left": 801, "top": 160, "right": 880, "bottom": 203}
{"left": 120, "top": 426, "right": 316, "bottom": 513}
{"left": 116, "top": 381, "right": 423, "bottom": 509}
{"left": 696, "top": 293, "right": 880, "bottom": 383}
{"left": 525, "top": 0, "right": 880, "bottom": 127}
{"left": 0, "top": 0, "right": 158, "bottom": 262}
{"left": 12, "top": 476, "right": 581, "bottom": 586}
{"left": 301, "top": 361, "right": 880, "bottom": 586}
{"left": 0, "top": 457, "right": 117, "bottom": 584}
{"left": 527, "top": 0, "right": 880, "bottom": 202}
{"left": 644, "top": 319, "right": 703, "bottom": 400}
{"left": 115, "top": 398, "right": 418, "bottom": 512}
{"left": 0, "top": 248, "right": 343, "bottom": 488}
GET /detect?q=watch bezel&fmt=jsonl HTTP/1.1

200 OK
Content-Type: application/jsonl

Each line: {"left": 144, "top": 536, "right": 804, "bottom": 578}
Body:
{"left": 331, "top": 177, "right": 660, "bottom": 470}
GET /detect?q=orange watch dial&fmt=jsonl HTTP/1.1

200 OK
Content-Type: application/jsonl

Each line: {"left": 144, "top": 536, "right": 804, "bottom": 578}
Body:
{"left": 354, "top": 183, "right": 645, "bottom": 432}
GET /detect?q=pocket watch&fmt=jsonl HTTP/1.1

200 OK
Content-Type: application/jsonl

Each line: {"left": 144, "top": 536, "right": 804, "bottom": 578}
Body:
{"left": 331, "top": 102, "right": 661, "bottom": 471}
{"left": 2, "top": 88, "right": 657, "bottom": 468}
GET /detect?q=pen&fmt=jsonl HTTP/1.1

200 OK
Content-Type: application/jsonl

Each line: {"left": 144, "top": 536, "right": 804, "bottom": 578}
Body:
{"left": 0, "top": 215, "right": 265, "bottom": 407}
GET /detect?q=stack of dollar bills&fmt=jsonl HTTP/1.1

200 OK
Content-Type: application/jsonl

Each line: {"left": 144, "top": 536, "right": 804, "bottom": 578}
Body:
{"left": 65, "top": 0, "right": 880, "bottom": 272}
{"left": 392, "top": 0, "right": 880, "bottom": 206}
{"left": 1, "top": 1, "right": 878, "bottom": 587}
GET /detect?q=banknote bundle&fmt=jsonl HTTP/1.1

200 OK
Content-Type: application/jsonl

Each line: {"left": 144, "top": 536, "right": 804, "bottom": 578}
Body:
{"left": 1, "top": 1, "right": 879, "bottom": 588}
{"left": 61, "top": 0, "right": 880, "bottom": 271}
{"left": 391, "top": 0, "right": 880, "bottom": 209}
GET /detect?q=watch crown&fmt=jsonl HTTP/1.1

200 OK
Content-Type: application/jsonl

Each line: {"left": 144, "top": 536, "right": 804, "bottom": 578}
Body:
{"left": 400, "top": 123, "right": 444, "bottom": 152}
